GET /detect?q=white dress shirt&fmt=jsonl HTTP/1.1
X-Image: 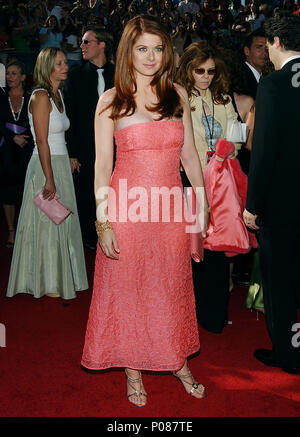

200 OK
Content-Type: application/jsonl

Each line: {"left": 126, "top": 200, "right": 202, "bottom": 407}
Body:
{"left": 281, "top": 55, "right": 300, "bottom": 69}
{"left": 97, "top": 68, "right": 105, "bottom": 97}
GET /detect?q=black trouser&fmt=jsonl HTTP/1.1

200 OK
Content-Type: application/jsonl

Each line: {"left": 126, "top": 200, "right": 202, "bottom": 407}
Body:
{"left": 193, "top": 249, "right": 230, "bottom": 334}
{"left": 259, "top": 225, "right": 300, "bottom": 368}
{"left": 180, "top": 170, "right": 230, "bottom": 334}
{"left": 73, "top": 164, "right": 97, "bottom": 247}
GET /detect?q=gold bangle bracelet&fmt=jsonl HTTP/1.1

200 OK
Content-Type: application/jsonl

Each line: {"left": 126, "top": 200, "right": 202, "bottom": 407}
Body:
{"left": 95, "top": 219, "right": 113, "bottom": 237}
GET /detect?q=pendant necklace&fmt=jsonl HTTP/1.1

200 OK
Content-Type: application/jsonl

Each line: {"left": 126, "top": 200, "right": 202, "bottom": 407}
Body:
{"left": 8, "top": 96, "right": 24, "bottom": 122}
{"left": 202, "top": 99, "right": 215, "bottom": 149}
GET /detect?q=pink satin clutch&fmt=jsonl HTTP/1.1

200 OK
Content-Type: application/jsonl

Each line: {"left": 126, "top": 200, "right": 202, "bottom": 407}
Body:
{"left": 34, "top": 191, "right": 72, "bottom": 225}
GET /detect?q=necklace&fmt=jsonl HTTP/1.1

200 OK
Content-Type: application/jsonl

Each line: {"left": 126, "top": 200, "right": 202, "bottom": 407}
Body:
{"left": 54, "top": 95, "right": 63, "bottom": 112}
{"left": 8, "top": 96, "right": 24, "bottom": 122}
{"left": 202, "top": 99, "right": 215, "bottom": 149}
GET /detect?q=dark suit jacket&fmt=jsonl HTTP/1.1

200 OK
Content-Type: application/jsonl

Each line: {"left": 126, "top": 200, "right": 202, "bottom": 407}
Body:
{"left": 64, "top": 61, "right": 115, "bottom": 166}
{"left": 242, "top": 62, "right": 259, "bottom": 100}
{"left": 246, "top": 58, "right": 300, "bottom": 227}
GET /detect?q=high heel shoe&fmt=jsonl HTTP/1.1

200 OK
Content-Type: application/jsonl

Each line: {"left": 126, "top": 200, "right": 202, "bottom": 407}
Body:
{"left": 173, "top": 369, "right": 206, "bottom": 399}
{"left": 125, "top": 369, "right": 147, "bottom": 407}
{"left": 250, "top": 307, "right": 265, "bottom": 320}
{"left": 255, "top": 307, "right": 265, "bottom": 320}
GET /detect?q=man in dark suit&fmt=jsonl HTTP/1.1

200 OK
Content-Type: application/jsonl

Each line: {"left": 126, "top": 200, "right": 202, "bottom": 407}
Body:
{"left": 64, "top": 26, "right": 115, "bottom": 251}
{"left": 232, "top": 29, "right": 269, "bottom": 287}
{"left": 242, "top": 28, "right": 268, "bottom": 100}
{"left": 235, "top": 28, "right": 268, "bottom": 177}
{"left": 244, "top": 13, "right": 300, "bottom": 375}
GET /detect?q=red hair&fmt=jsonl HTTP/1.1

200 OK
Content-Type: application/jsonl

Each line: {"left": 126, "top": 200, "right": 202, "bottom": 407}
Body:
{"left": 107, "top": 15, "right": 182, "bottom": 120}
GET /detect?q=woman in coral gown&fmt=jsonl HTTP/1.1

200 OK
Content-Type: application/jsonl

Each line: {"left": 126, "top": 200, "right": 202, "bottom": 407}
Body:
{"left": 81, "top": 15, "right": 209, "bottom": 407}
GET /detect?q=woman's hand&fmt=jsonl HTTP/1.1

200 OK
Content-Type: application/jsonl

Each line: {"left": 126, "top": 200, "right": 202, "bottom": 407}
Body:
{"left": 243, "top": 209, "right": 259, "bottom": 231}
{"left": 202, "top": 209, "right": 209, "bottom": 238}
{"left": 70, "top": 158, "right": 81, "bottom": 173}
{"left": 42, "top": 179, "right": 56, "bottom": 200}
{"left": 98, "top": 228, "right": 120, "bottom": 259}
{"left": 14, "top": 134, "right": 29, "bottom": 148}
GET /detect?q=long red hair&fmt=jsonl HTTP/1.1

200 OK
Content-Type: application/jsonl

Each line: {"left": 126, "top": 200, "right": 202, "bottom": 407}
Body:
{"left": 108, "top": 15, "right": 182, "bottom": 120}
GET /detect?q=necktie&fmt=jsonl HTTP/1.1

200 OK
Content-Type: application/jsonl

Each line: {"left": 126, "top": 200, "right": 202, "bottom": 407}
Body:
{"left": 97, "top": 68, "right": 105, "bottom": 97}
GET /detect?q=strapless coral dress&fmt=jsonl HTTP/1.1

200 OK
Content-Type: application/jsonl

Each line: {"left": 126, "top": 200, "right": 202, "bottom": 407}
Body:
{"left": 81, "top": 120, "right": 200, "bottom": 371}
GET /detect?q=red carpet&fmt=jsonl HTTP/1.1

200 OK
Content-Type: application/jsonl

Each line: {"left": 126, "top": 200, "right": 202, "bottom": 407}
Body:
{"left": 0, "top": 211, "right": 299, "bottom": 418}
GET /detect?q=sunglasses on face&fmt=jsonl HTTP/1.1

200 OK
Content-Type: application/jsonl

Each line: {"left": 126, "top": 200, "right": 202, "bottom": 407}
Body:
{"left": 81, "top": 39, "right": 98, "bottom": 45}
{"left": 194, "top": 68, "right": 216, "bottom": 75}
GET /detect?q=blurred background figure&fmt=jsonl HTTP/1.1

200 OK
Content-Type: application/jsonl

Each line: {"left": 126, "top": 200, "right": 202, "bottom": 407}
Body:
{"left": 64, "top": 26, "right": 115, "bottom": 251}
{"left": 6, "top": 47, "right": 88, "bottom": 299}
{"left": 0, "top": 61, "right": 33, "bottom": 248}
{"left": 39, "top": 14, "right": 63, "bottom": 50}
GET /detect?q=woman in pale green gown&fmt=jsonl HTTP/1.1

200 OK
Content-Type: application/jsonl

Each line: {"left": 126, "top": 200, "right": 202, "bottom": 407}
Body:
{"left": 7, "top": 47, "right": 88, "bottom": 299}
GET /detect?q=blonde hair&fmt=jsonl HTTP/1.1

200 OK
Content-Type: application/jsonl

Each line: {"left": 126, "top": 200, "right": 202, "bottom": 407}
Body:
{"left": 33, "top": 47, "right": 65, "bottom": 98}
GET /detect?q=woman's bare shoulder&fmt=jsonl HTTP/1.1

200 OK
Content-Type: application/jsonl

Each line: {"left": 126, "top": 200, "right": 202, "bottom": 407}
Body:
{"left": 99, "top": 87, "right": 116, "bottom": 105}
{"left": 31, "top": 89, "right": 50, "bottom": 102}
{"left": 96, "top": 87, "right": 116, "bottom": 115}
{"left": 241, "top": 94, "right": 255, "bottom": 105}
{"left": 30, "top": 89, "right": 51, "bottom": 112}
{"left": 235, "top": 93, "right": 255, "bottom": 110}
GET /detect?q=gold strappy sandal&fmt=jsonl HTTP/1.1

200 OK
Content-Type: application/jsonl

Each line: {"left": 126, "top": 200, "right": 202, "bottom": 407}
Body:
{"left": 125, "top": 370, "right": 147, "bottom": 407}
{"left": 173, "top": 369, "right": 206, "bottom": 399}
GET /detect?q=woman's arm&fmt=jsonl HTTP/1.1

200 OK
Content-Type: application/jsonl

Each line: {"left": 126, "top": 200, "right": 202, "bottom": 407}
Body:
{"left": 176, "top": 85, "right": 209, "bottom": 237}
{"left": 94, "top": 89, "right": 120, "bottom": 259}
{"left": 30, "top": 90, "right": 55, "bottom": 200}
{"left": 224, "top": 97, "right": 240, "bottom": 156}
{"left": 244, "top": 104, "right": 255, "bottom": 151}
{"left": 39, "top": 27, "right": 51, "bottom": 45}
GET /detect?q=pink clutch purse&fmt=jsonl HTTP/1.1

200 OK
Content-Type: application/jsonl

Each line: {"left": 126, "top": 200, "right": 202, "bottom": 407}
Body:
{"left": 34, "top": 191, "right": 72, "bottom": 225}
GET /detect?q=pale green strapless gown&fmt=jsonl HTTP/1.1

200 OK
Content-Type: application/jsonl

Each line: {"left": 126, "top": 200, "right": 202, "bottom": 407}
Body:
{"left": 7, "top": 155, "right": 89, "bottom": 299}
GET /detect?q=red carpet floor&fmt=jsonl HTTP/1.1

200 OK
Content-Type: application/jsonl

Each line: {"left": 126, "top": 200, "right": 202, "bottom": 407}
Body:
{"left": 0, "top": 211, "right": 299, "bottom": 419}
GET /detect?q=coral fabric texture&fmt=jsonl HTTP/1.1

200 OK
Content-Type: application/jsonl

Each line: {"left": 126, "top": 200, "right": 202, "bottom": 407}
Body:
{"left": 81, "top": 120, "right": 200, "bottom": 371}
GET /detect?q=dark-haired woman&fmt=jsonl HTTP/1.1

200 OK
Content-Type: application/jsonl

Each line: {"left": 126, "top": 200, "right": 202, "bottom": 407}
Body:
{"left": 176, "top": 41, "right": 239, "bottom": 334}
{"left": 0, "top": 61, "right": 33, "bottom": 248}
{"left": 39, "top": 15, "right": 63, "bottom": 50}
{"left": 81, "top": 15, "right": 209, "bottom": 407}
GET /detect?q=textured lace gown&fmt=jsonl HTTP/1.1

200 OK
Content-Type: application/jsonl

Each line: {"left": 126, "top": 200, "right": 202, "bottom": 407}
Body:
{"left": 81, "top": 120, "right": 200, "bottom": 371}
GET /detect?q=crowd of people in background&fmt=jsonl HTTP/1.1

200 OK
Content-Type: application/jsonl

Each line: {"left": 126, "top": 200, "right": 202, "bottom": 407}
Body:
{"left": 0, "top": 0, "right": 299, "bottom": 77}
